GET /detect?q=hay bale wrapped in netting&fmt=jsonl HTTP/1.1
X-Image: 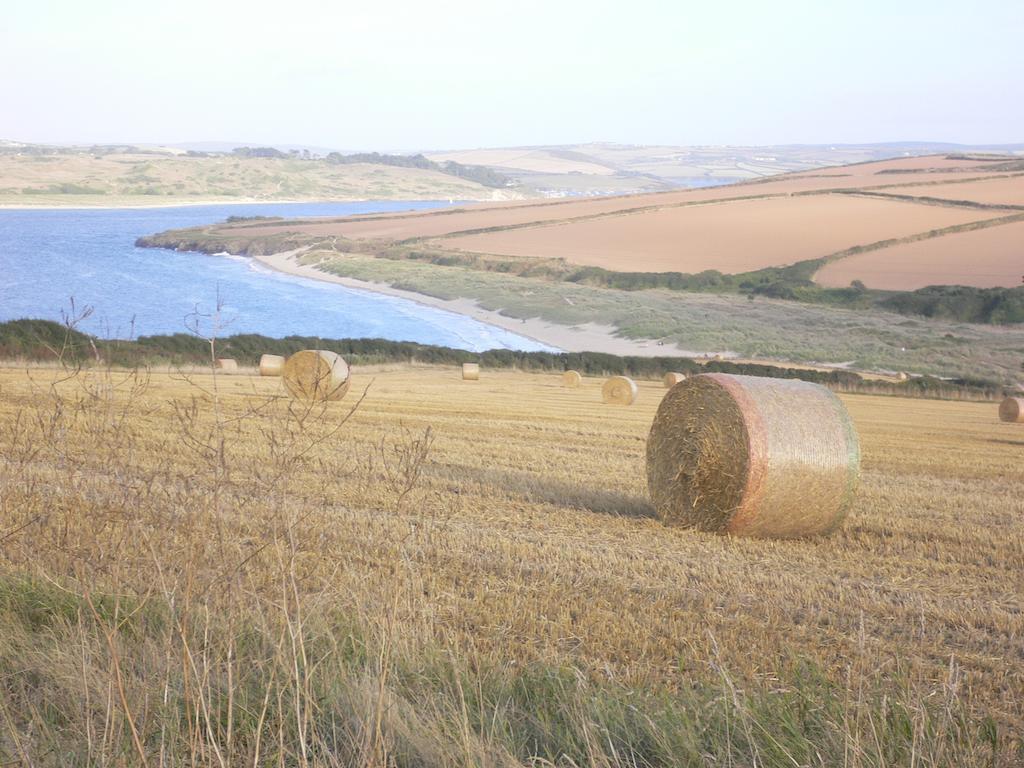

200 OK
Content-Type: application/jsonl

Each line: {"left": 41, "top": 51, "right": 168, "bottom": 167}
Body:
{"left": 562, "top": 370, "right": 582, "bottom": 388}
{"left": 663, "top": 372, "right": 687, "bottom": 388}
{"left": 999, "top": 397, "right": 1024, "bottom": 423}
{"left": 646, "top": 373, "right": 860, "bottom": 538}
{"left": 215, "top": 358, "right": 238, "bottom": 372}
{"left": 462, "top": 363, "right": 480, "bottom": 381}
{"left": 282, "top": 350, "right": 350, "bottom": 401}
{"left": 259, "top": 354, "right": 286, "bottom": 377}
{"left": 602, "top": 376, "right": 638, "bottom": 405}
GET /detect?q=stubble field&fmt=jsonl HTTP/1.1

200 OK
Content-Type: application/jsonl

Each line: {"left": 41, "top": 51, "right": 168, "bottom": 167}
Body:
{"left": 0, "top": 362, "right": 1021, "bottom": 766}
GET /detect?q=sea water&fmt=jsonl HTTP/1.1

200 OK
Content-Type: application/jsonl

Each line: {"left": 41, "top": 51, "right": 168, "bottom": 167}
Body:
{"left": 0, "top": 201, "right": 554, "bottom": 352}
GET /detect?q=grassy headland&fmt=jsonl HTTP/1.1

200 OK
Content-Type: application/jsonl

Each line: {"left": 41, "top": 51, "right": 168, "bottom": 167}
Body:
{"left": 0, "top": 144, "right": 520, "bottom": 206}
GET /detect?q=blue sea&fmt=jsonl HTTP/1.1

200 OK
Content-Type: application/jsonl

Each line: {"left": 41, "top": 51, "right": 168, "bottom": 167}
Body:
{"left": 0, "top": 201, "right": 554, "bottom": 352}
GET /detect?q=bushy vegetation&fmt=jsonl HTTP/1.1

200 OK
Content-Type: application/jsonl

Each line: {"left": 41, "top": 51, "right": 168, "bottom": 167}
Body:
{"left": 880, "top": 285, "right": 1024, "bottom": 324}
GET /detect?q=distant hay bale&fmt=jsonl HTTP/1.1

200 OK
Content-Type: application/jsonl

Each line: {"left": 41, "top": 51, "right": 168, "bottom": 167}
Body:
{"left": 663, "top": 372, "right": 687, "bottom": 388}
{"left": 999, "top": 397, "right": 1024, "bottom": 423}
{"left": 462, "top": 363, "right": 480, "bottom": 381}
{"left": 602, "top": 376, "right": 638, "bottom": 405}
{"left": 646, "top": 373, "right": 860, "bottom": 538}
{"left": 215, "top": 358, "right": 238, "bottom": 372}
{"left": 896, "top": 371, "right": 909, "bottom": 382}
{"left": 281, "top": 350, "right": 350, "bottom": 401}
{"left": 562, "top": 370, "right": 582, "bottom": 388}
{"left": 259, "top": 354, "right": 285, "bottom": 377}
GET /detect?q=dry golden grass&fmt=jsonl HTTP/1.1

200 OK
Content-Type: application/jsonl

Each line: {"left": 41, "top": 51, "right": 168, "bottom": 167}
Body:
{"left": 0, "top": 363, "right": 1021, "bottom": 765}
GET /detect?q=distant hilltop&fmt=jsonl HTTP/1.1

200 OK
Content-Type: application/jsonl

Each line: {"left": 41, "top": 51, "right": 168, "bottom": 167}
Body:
{"left": 2, "top": 139, "right": 1021, "bottom": 205}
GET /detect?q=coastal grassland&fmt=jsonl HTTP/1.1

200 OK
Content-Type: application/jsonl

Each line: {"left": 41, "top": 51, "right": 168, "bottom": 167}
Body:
{"left": 300, "top": 250, "right": 1024, "bottom": 381}
{"left": 0, "top": 151, "right": 504, "bottom": 205}
{"left": 0, "top": 363, "right": 1021, "bottom": 766}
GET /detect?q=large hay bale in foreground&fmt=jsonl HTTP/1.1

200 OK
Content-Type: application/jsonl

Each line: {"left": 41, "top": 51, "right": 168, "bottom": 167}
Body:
{"left": 562, "top": 370, "right": 582, "bottom": 388}
{"left": 663, "top": 372, "right": 687, "bottom": 388}
{"left": 282, "top": 350, "right": 350, "bottom": 401}
{"left": 646, "top": 373, "right": 860, "bottom": 538}
{"left": 602, "top": 376, "right": 638, "bottom": 405}
{"left": 999, "top": 397, "right": 1024, "bottom": 423}
{"left": 259, "top": 354, "right": 286, "bottom": 377}
{"left": 462, "top": 363, "right": 480, "bottom": 381}
{"left": 215, "top": 358, "right": 238, "bottom": 372}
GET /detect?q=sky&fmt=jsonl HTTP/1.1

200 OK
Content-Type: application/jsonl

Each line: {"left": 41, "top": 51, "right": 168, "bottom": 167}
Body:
{"left": 2, "top": 0, "right": 1022, "bottom": 151}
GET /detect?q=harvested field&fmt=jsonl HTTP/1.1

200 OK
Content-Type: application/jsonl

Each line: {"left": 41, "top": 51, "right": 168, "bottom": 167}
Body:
{"left": 433, "top": 194, "right": 1003, "bottom": 273}
{"left": 816, "top": 219, "right": 1024, "bottom": 289}
{"left": 0, "top": 364, "right": 1021, "bottom": 764}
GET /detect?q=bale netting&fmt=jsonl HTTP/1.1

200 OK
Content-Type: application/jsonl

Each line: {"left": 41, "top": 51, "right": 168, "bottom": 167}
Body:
{"left": 281, "top": 350, "right": 351, "bottom": 402}
{"left": 663, "top": 372, "right": 687, "bottom": 388}
{"left": 562, "top": 370, "right": 582, "bottom": 388}
{"left": 602, "top": 376, "right": 638, "bottom": 405}
{"left": 215, "top": 358, "right": 238, "bottom": 372}
{"left": 259, "top": 354, "right": 286, "bottom": 377}
{"left": 999, "top": 397, "right": 1024, "bottom": 423}
{"left": 646, "top": 373, "right": 860, "bottom": 538}
{"left": 462, "top": 363, "right": 480, "bottom": 381}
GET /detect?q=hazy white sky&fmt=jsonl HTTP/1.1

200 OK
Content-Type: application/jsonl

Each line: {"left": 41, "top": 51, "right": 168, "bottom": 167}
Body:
{"left": 2, "top": 0, "right": 1021, "bottom": 150}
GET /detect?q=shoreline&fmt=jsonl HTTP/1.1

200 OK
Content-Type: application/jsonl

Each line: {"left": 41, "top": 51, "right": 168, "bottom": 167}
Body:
{"left": 251, "top": 250, "right": 709, "bottom": 358}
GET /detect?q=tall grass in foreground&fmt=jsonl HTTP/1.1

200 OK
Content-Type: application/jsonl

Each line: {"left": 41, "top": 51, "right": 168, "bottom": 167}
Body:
{"left": 0, "top": 348, "right": 1016, "bottom": 765}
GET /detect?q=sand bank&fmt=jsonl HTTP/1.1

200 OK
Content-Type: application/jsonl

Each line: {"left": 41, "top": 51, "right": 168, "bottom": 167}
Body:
{"left": 251, "top": 250, "right": 708, "bottom": 358}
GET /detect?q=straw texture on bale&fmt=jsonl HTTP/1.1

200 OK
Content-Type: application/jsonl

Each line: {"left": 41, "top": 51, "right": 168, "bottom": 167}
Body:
{"left": 999, "top": 397, "right": 1024, "bottom": 423}
{"left": 259, "top": 354, "right": 286, "bottom": 377}
{"left": 215, "top": 358, "right": 238, "bottom": 372}
{"left": 562, "top": 370, "right": 582, "bottom": 388}
{"left": 462, "top": 363, "right": 480, "bottom": 381}
{"left": 663, "top": 372, "right": 687, "bottom": 388}
{"left": 602, "top": 376, "right": 638, "bottom": 405}
{"left": 646, "top": 373, "right": 860, "bottom": 538}
{"left": 281, "top": 350, "right": 351, "bottom": 402}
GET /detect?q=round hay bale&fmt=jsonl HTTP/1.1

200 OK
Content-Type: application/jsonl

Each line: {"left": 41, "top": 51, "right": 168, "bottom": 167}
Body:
{"left": 602, "top": 376, "right": 638, "bottom": 405}
{"left": 215, "top": 358, "right": 238, "bottom": 372}
{"left": 462, "top": 363, "right": 480, "bottom": 381}
{"left": 646, "top": 373, "right": 860, "bottom": 538}
{"left": 562, "top": 370, "right": 582, "bottom": 388}
{"left": 259, "top": 354, "right": 286, "bottom": 377}
{"left": 998, "top": 397, "right": 1024, "bottom": 423}
{"left": 663, "top": 372, "right": 687, "bottom": 388}
{"left": 896, "top": 371, "right": 909, "bottom": 382}
{"left": 281, "top": 350, "right": 350, "bottom": 401}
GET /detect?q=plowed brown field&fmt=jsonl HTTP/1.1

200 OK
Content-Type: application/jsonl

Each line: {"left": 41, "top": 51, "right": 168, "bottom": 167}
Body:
{"left": 815, "top": 219, "right": 1024, "bottom": 289}
{"left": 215, "top": 157, "right": 1021, "bottom": 244}
{"left": 869, "top": 176, "right": 1024, "bottom": 207}
{"left": 434, "top": 194, "right": 1004, "bottom": 273}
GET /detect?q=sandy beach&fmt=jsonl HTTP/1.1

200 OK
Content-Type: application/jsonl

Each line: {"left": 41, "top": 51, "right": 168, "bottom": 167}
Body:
{"left": 251, "top": 250, "right": 708, "bottom": 357}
